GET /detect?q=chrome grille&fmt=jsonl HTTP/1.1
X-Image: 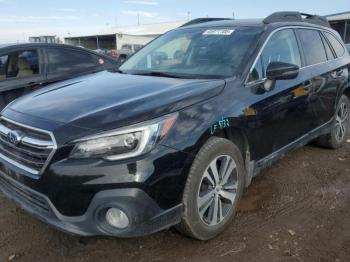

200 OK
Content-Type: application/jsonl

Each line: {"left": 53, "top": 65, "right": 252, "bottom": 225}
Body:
{"left": 0, "top": 118, "right": 56, "bottom": 178}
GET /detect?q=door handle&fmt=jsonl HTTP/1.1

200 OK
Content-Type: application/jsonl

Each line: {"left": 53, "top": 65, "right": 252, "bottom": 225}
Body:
{"left": 27, "top": 82, "right": 37, "bottom": 86}
{"left": 336, "top": 69, "right": 343, "bottom": 76}
{"left": 27, "top": 82, "right": 41, "bottom": 88}
{"left": 303, "top": 80, "right": 313, "bottom": 91}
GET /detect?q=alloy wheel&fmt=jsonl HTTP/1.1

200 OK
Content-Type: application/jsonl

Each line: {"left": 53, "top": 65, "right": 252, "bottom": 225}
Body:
{"left": 335, "top": 102, "right": 349, "bottom": 143}
{"left": 197, "top": 155, "right": 238, "bottom": 226}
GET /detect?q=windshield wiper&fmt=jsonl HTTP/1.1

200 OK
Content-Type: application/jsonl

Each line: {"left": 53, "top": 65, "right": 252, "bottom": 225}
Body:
{"left": 114, "top": 68, "right": 126, "bottom": 74}
{"left": 130, "top": 71, "right": 184, "bottom": 79}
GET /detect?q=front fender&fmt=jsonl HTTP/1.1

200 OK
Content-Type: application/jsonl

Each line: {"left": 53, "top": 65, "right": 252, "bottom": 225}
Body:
{"left": 160, "top": 88, "right": 247, "bottom": 156}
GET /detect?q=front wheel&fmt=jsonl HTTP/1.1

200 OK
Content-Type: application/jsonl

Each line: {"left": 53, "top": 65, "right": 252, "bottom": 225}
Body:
{"left": 176, "top": 137, "right": 245, "bottom": 240}
{"left": 317, "top": 95, "right": 350, "bottom": 149}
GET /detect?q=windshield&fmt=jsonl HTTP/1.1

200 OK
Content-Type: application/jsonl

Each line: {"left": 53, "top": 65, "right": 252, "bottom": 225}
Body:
{"left": 120, "top": 27, "right": 262, "bottom": 79}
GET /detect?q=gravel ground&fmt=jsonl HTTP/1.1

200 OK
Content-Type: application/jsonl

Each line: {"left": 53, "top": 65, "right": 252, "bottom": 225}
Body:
{"left": 1, "top": 134, "right": 349, "bottom": 262}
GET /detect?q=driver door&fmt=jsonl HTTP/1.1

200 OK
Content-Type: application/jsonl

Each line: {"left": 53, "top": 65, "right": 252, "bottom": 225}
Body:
{"left": 246, "top": 28, "right": 316, "bottom": 159}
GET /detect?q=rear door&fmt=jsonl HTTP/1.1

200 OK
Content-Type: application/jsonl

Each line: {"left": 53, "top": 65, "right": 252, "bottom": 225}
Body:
{"left": 296, "top": 29, "right": 348, "bottom": 127}
{"left": 322, "top": 31, "right": 349, "bottom": 112}
{"left": 0, "top": 48, "right": 46, "bottom": 110}
{"left": 45, "top": 47, "right": 115, "bottom": 83}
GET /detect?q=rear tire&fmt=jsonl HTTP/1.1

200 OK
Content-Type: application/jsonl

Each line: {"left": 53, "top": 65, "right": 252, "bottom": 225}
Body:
{"left": 176, "top": 137, "right": 245, "bottom": 240}
{"left": 317, "top": 95, "right": 350, "bottom": 149}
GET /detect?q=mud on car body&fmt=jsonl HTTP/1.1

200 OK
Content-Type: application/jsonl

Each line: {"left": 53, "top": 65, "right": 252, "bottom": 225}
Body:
{"left": 0, "top": 12, "right": 349, "bottom": 240}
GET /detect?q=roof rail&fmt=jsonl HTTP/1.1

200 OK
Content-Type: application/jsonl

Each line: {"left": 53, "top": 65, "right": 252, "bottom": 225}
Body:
{"left": 263, "top": 12, "right": 330, "bottom": 28}
{"left": 180, "top": 18, "right": 232, "bottom": 27}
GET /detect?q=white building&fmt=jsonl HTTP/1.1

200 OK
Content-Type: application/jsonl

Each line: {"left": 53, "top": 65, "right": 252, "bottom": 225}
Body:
{"left": 64, "top": 21, "right": 186, "bottom": 50}
{"left": 326, "top": 11, "right": 350, "bottom": 44}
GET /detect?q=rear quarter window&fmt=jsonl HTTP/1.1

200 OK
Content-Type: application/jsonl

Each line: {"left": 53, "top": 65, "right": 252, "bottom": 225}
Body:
{"left": 323, "top": 32, "right": 345, "bottom": 58}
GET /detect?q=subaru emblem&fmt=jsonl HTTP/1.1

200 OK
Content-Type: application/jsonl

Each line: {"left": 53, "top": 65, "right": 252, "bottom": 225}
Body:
{"left": 7, "top": 130, "right": 23, "bottom": 145}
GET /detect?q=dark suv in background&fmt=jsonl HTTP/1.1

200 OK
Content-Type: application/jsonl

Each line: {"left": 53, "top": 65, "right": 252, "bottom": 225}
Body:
{"left": 0, "top": 12, "right": 349, "bottom": 240}
{"left": 0, "top": 43, "right": 118, "bottom": 110}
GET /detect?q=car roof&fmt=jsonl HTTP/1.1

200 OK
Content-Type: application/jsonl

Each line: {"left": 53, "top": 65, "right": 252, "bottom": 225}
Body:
{"left": 0, "top": 43, "right": 86, "bottom": 50}
{"left": 179, "top": 18, "right": 336, "bottom": 33}
{"left": 181, "top": 19, "right": 265, "bottom": 29}
{"left": 0, "top": 43, "right": 117, "bottom": 63}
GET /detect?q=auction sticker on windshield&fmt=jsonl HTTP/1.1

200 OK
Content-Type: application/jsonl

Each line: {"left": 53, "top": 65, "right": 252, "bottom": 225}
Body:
{"left": 203, "top": 29, "right": 235, "bottom": 35}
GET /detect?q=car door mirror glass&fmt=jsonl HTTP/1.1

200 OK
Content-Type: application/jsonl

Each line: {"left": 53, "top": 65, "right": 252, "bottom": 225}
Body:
{"left": 266, "top": 61, "right": 299, "bottom": 81}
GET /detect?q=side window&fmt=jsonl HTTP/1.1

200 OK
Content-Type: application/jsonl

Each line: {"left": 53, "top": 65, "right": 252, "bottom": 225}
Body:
{"left": 249, "top": 29, "right": 301, "bottom": 82}
{"left": 323, "top": 32, "right": 345, "bottom": 58}
{"left": 0, "top": 50, "right": 39, "bottom": 81}
{"left": 47, "top": 48, "right": 99, "bottom": 73}
{"left": 321, "top": 34, "right": 335, "bottom": 60}
{"left": 298, "top": 29, "right": 327, "bottom": 65}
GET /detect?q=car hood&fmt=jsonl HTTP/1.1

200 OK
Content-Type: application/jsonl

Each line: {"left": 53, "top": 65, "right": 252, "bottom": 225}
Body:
{"left": 5, "top": 71, "right": 225, "bottom": 131}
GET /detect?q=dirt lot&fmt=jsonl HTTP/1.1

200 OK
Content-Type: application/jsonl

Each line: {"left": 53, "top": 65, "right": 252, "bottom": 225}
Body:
{"left": 1, "top": 135, "right": 350, "bottom": 262}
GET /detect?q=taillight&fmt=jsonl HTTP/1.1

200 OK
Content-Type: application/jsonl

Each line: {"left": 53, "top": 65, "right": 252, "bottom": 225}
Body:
{"left": 111, "top": 50, "right": 117, "bottom": 57}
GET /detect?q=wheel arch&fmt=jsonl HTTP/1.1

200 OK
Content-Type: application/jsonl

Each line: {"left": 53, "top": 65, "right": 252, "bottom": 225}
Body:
{"left": 214, "top": 128, "right": 249, "bottom": 160}
{"left": 190, "top": 126, "right": 254, "bottom": 187}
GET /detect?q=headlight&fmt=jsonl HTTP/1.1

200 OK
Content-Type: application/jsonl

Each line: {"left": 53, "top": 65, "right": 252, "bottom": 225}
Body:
{"left": 69, "top": 114, "right": 177, "bottom": 160}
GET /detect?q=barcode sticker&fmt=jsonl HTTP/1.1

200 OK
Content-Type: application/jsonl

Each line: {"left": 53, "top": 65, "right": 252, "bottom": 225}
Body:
{"left": 203, "top": 29, "right": 235, "bottom": 35}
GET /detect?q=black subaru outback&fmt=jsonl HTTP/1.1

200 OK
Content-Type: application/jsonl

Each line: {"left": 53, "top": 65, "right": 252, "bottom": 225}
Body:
{"left": 0, "top": 12, "right": 349, "bottom": 240}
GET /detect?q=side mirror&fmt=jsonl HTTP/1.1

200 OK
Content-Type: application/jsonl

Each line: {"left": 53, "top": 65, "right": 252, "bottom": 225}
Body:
{"left": 266, "top": 61, "right": 299, "bottom": 81}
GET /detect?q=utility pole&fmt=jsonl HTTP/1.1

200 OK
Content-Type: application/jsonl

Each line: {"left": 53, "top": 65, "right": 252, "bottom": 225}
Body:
{"left": 232, "top": 12, "right": 235, "bottom": 20}
{"left": 137, "top": 12, "right": 140, "bottom": 25}
{"left": 187, "top": 11, "right": 191, "bottom": 21}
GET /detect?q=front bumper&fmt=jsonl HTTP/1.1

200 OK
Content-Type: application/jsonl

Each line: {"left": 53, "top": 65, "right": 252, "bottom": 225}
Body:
{"left": 0, "top": 172, "right": 182, "bottom": 237}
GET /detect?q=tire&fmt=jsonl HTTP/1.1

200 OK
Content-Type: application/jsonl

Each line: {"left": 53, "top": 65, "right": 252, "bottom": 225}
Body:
{"left": 176, "top": 137, "right": 245, "bottom": 240}
{"left": 317, "top": 95, "right": 350, "bottom": 149}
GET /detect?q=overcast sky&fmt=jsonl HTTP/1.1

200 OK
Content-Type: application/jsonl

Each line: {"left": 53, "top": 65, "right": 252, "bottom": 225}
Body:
{"left": 0, "top": 0, "right": 349, "bottom": 43}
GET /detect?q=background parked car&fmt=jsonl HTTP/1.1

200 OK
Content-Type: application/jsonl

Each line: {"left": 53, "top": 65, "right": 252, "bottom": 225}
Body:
{"left": 0, "top": 43, "right": 118, "bottom": 110}
{"left": 116, "top": 44, "right": 144, "bottom": 65}
{"left": 94, "top": 48, "right": 118, "bottom": 58}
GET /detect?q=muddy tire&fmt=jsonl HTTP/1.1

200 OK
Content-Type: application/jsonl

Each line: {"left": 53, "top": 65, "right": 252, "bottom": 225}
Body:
{"left": 176, "top": 137, "right": 245, "bottom": 240}
{"left": 317, "top": 95, "right": 350, "bottom": 149}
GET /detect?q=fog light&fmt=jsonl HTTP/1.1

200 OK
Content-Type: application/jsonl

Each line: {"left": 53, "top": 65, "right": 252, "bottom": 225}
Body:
{"left": 105, "top": 208, "right": 129, "bottom": 229}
